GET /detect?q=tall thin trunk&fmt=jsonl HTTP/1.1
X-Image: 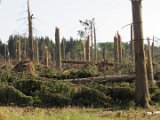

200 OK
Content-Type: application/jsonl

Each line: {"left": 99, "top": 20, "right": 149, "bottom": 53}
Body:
{"left": 82, "top": 43, "right": 86, "bottom": 61}
{"left": 152, "top": 36, "right": 154, "bottom": 61}
{"left": 55, "top": 27, "right": 62, "bottom": 71}
{"left": 27, "top": 0, "right": 34, "bottom": 61}
{"left": 44, "top": 46, "right": 49, "bottom": 67}
{"left": 17, "top": 39, "right": 21, "bottom": 62}
{"left": 131, "top": 24, "right": 135, "bottom": 62}
{"left": 132, "top": 0, "right": 150, "bottom": 108}
{"left": 117, "top": 32, "right": 122, "bottom": 63}
{"left": 61, "top": 38, "right": 66, "bottom": 60}
{"left": 85, "top": 36, "right": 90, "bottom": 62}
{"left": 90, "top": 23, "right": 93, "bottom": 61}
{"left": 147, "top": 37, "right": 154, "bottom": 85}
{"left": 94, "top": 25, "right": 97, "bottom": 63}
{"left": 36, "top": 40, "right": 39, "bottom": 65}
{"left": 114, "top": 35, "right": 119, "bottom": 65}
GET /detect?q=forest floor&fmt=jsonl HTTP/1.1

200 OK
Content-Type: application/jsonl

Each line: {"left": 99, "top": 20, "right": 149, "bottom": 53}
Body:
{"left": 0, "top": 107, "right": 160, "bottom": 120}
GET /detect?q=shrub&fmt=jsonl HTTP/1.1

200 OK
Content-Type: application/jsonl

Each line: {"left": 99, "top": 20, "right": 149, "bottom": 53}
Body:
{"left": 151, "top": 88, "right": 160, "bottom": 102}
{"left": 39, "top": 93, "right": 70, "bottom": 107}
{"left": 0, "top": 85, "right": 32, "bottom": 105}
{"left": 39, "top": 67, "right": 57, "bottom": 78}
{"left": 15, "top": 79, "right": 42, "bottom": 96}
{"left": 70, "top": 69, "right": 98, "bottom": 78}
{"left": 106, "top": 87, "right": 135, "bottom": 105}
{"left": 71, "top": 88, "right": 111, "bottom": 108}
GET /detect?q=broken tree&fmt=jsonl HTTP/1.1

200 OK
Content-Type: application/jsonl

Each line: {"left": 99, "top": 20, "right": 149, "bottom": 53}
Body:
{"left": 27, "top": 0, "right": 34, "bottom": 61}
{"left": 55, "top": 27, "right": 62, "bottom": 71}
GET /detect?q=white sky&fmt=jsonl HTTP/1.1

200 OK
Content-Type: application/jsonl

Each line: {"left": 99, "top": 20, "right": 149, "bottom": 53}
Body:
{"left": 0, "top": 0, "right": 160, "bottom": 44}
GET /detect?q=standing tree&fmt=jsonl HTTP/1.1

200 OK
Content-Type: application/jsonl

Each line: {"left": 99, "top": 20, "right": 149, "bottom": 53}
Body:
{"left": 146, "top": 37, "right": 154, "bottom": 85}
{"left": 131, "top": 0, "right": 150, "bottom": 108}
{"left": 131, "top": 24, "right": 135, "bottom": 62}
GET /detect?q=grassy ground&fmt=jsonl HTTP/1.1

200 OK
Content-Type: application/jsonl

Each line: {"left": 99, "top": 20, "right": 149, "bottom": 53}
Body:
{"left": 0, "top": 107, "right": 160, "bottom": 120}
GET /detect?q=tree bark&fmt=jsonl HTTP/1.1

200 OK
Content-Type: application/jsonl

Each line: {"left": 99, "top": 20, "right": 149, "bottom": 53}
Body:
{"left": 27, "top": 0, "right": 34, "bottom": 61}
{"left": 131, "top": 0, "right": 150, "bottom": 108}
{"left": 85, "top": 36, "right": 90, "bottom": 62}
{"left": 131, "top": 24, "right": 135, "bottom": 62}
{"left": 55, "top": 27, "right": 62, "bottom": 71}
{"left": 114, "top": 35, "right": 119, "bottom": 65}
{"left": 147, "top": 37, "right": 154, "bottom": 85}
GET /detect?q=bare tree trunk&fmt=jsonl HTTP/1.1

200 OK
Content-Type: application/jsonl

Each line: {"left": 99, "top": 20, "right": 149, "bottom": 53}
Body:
{"left": 85, "top": 36, "right": 90, "bottom": 62}
{"left": 36, "top": 40, "right": 39, "bottom": 65}
{"left": 147, "top": 37, "right": 154, "bottom": 85}
{"left": 44, "top": 46, "right": 49, "bottom": 67}
{"left": 131, "top": 24, "right": 135, "bottom": 62}
{"left": 131, "top": 0, "right": 150, "bottom": 108}
{"left": 17, "top": 39, "right": 21, "bottom": 62}
{"left": 117, "top": 32, "right": 122, "bottom": 63}
{"left": 94, "top": 25, "right": 97, "bottom": 63}
{"left": 55, "top": 27, "right": 62, "bottom": 71}
{"left": 27, "top": 0, "right": 34, "bottom": 61}
{"left": 82, "top": 43, "right": 86, "bottom": 61}
{"left": 102, "top": 48, "right": 107, "bottom": 62}
{"left": 61, "top": 38, "right": 66, "bottom": 60}
{"left": 152, "top": 36, "right": 154, "bottom": 61}
{"left": 114, "top": 35, "right": 119, "bottom": 65}
{"left": 90, "top": 23, "right": 93, "bottom": 61}
{"left": 4, "top": 44, "right": 6, "bottom": 64}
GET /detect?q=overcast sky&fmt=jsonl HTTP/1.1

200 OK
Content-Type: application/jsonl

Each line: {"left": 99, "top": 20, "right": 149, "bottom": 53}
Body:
{"left": 0, "top": 0, "right": 160, "bottom": 44}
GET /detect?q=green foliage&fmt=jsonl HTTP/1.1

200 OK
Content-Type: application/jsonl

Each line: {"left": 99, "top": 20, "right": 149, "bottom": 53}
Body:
{"left": 107, "top": 87, "right": 135, "bottom": 104}
{"left": 38, "top": 66, "right": 57, "bottom": 78}
{"left": 72, "top": 88, "right": 111, "bottom": 108}
{"left": 119, "top": 59, "right": 135, "bottom": 74}
{"left": 39, "top": 94, "right": 70, "bottom": 107}
{"left": 0, "top": 84, "right": 32, "bottom": 105}
{"left": 15, "top": 79, "right": 42, "bottom": 96}
{"left": 70, "top": 69, "right": 98, "bottom": 78}
{"left": 151, "top": 88, "right": 160, "bottom": 102}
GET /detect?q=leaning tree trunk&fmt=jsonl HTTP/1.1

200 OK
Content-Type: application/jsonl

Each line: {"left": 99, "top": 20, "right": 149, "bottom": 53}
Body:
{"left": 55, "top": 27, "right": 62, "bottom": 71}
{"left": 132, "top": 0, "right": 150, "bottom": 108}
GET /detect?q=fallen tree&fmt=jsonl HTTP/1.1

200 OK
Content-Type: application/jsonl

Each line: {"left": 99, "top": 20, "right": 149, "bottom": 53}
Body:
{"left": 70, "top": 75, "right": 135, "bottom": 84}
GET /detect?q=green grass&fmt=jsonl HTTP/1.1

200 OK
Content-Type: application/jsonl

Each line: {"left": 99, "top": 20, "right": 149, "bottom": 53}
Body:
{"left": 0, "top": 107, "right": 160, "bottom": 120}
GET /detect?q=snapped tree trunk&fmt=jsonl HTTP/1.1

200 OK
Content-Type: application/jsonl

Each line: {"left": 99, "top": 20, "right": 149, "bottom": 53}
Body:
{"left": 55, "top": 27, "right": 62, "bottom": 71}
{"left": 117, "top": 32, "right": 122, "bottom": 63}
{"left": 27, "top": 0, "right": 34, "bottom": 61}
{"left": 114, "top": 35, "right": 119, "bottom": 66}
{"left": 131, "top": 0, "right": 150, "bottom": 108}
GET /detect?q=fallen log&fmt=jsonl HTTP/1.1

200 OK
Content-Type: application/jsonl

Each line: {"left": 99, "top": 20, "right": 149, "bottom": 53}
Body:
{"left": 62, "top": 60, "right": 113, "bottom": 66}
{"left": 70, "top": 75, "right": 136, "bottom": 84}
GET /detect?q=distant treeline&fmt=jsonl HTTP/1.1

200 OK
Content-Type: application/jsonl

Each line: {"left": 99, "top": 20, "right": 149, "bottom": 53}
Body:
{"left": 0, "top": 35, "right": 159, "bottom": 62}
